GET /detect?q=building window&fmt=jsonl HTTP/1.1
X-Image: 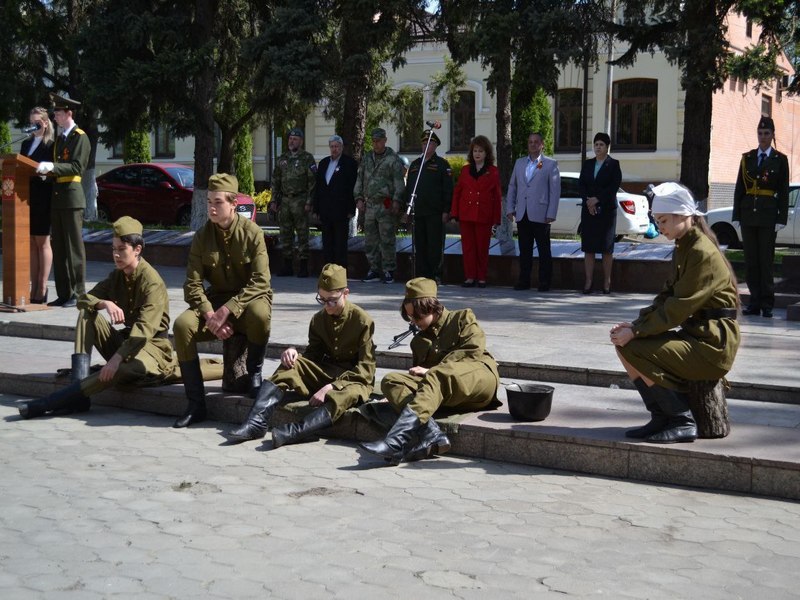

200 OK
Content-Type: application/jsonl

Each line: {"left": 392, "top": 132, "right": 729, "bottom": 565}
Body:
{"left": 746, "top": 19, "right": 753, "bottom": 38}
{"left": 111, "top": 139, "right": 124, "bottom": 159}
{"left": 555, "top": 89, "right": 582, "bottom": 152}
{"left": 611, "top": 79, "right": 657, "bottom": 151}
{"left": 398, "top": 89, "right": 424, "bottom": 154}
{"left": 450, "top": 90, "right": 475, "bottom": 152}
{"left": 154, "top": 124, "right": 175, "bottom": 158}
{"left": 777, "top": 77, "right": 783, "bottom": 103}
{"left": 762, "top": 95, "right": 772, "bottom": 117}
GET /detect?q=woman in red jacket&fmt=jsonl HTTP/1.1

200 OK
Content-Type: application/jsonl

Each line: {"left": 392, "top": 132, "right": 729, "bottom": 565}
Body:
{"left": 450, "top": 135, "right": 502, "bottom": 287}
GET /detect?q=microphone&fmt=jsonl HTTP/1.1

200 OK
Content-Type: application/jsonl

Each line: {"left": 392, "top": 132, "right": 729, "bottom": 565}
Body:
{"left": 22, "top": 123, "right": 42, "bottom": 134}
{"left": 425, "top": 120, "right": 441, "bottom": 130}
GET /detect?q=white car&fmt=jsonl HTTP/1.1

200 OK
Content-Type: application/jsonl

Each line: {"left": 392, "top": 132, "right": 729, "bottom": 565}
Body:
{"left": 705, "top": 184, "right": 800, "bottom": 248}
{"left": 550, "top": 172, "right": 651, "bottom": 239}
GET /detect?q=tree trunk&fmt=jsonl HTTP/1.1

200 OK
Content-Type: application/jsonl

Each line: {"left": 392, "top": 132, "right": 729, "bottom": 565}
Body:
{"left": 495, "top": 51, "right": 514, "bottom": 242}
{"left": 679, "top": 84, "right": 712, "bottom": 205}
{"left": 687, "top": 379, "right": 730, "bottom": 439}
{"left": 218, "top": 126, "right": 236, "bottom": 174}
{"left": 338, "top": 8, "right": 371, "bottom": 161}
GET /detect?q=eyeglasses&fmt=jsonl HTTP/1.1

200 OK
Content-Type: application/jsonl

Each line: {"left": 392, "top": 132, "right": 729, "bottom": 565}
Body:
{"left": 315, "top": 293, "right": 343, "bottom": 307}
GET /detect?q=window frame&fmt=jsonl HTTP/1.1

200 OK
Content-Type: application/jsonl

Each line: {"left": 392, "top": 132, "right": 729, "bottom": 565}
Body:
{"left": 611, "top": 78, "right": 658, "bottom": 152}
{"left": 449, "top": 90, "right": 475, "bottom": 153}
{"left": 554, "top": 88, "right": 583, "bottom": 153}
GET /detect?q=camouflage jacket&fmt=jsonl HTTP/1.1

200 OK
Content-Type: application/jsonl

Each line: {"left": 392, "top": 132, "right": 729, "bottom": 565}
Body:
{"left": 354, "top": 146, "right": 406, "bottom": 205}
{"left": 272, "top": 149, "right": 317, "bottom": 206}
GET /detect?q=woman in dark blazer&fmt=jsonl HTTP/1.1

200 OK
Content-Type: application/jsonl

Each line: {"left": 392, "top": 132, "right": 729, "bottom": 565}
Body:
{"left": 450, "top": 135, "right": 502, "bottom": 287}
{"left": 579, "top": 132, "right": 622, "bottom": 294}
{"left": 20, "top": 106, "right": 55, "bottom": 304}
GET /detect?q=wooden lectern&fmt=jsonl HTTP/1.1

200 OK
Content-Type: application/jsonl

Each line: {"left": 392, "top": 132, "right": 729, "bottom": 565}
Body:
{"left": 1, "top": 153, "right": 38, "bottom": 310}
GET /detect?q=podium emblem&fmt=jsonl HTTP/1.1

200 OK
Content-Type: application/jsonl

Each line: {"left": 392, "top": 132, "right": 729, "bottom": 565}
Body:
{"left": 2, "top": 176, "right": 14, "bottom": 200}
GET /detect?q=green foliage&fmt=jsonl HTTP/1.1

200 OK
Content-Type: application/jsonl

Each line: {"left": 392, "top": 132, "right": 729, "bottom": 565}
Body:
{"left": 447, "top": 156, "right": 469, "bottom": 186}
{"left": 727, "top": 45, "right": 784, "bottom": 92}
{"left": 0, "top": 122, "right": 10, "bottom": 151}
{"left": 252, "top": 189, "right": 272, "bottom": 212}
{"left": 512, "top": 87, "right": 553, "bottom": 158}
{"left": 123, "top": 130, "right": 151, "bottom": 164}
{"left": 429, "top": 57, "right": 467, "bottom": 112}
{"left": 234, "top": 127, "right": 255, "bottom": 195}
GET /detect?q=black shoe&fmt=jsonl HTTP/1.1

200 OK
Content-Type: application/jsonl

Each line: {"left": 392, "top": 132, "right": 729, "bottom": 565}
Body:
{"left": 61, "top": 296, "right": 78, "bottom": 308}
{"left": 71, "top": 353, "right": 91, "bottom": 383}
{"left": 742, "top": 306, "right": 761, "bottom": 316}
{"left": 644, "top": 386, "right": 697, "bottom": 444}
{"left": 245, "top": 343, "right": 267, "bottom": 399}
{"left": 47, "top": 296, "right": 69, "bottom": 307}
{"left": 461, "top": 280, "right": 476, "bottom": 288}
{"left": 174, "top": 359, "right": 207, "bottom": 428}
{"left": 625, "top": 378, "right": 669, "bottom": 439}
{"left": 513, "top": 282, "right": 530, "bottom": 291}
{"left": 227, "top": 381, "right": 285, "bottom": 443}
{"left": 762, "top": 308, "right": 773, "bottom": 318}
{"left": 477, "top": 281, "right": 486, "bottom": 288}
{"left": 359, "top": 405, "right": 421, "bottom": 466}
{"left": 18, "top": 381, "right": 89, "bottom": 419}
{"left": 403, "top": 418, "right": 451, "bottom": 461}
{"left": 271, "top": 406, "right": 333, "bottom": 449}
{"left": 382, "top": 270, "right": 394, "bottom": 284}
{"left": 362, "top": 270, "right": 382, "bottom": 283}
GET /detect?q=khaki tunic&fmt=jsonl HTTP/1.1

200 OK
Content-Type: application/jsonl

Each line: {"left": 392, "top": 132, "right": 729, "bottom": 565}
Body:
{"left": 382, "top": 308, "right": 499, "bottom": 423}
{"left": 75, "top": 258, "right": 177, "bottom": 396}
{"left": 272, "top": 302, "right": 376, "bottom": 421}
{"left": 618, "top": 226, "right": 741, "bottom": 390}
{"left": 174, "top": 214, "right": 272, "bottom": 360}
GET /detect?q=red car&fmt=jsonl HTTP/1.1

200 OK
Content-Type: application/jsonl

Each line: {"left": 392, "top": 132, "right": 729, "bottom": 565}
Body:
{"left": 96, "top": 163, "right": 257, "bottom": 226}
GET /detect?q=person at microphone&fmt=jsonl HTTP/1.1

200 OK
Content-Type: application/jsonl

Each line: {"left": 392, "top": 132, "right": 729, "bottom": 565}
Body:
{"left": 20, "top": 107, "right": 55, "bottom": 304}
{"left": 405, "top": 127, "right": 452, "bottom": 282}
{"left": 34, "top": 94, "right": 90, "bottom": 308}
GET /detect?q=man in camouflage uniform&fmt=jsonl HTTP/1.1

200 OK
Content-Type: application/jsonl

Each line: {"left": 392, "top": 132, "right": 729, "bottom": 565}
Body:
{"left": 271, "top": 127, "right": 317, "bottom": 277}
{"left": 354, "top": 127, "right": 406, "bottom": 284}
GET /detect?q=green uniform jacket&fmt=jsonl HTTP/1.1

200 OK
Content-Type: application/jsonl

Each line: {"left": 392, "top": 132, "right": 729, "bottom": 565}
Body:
{"left": 184, "top": 214, "right": 272, "bottom": 317}
{"left": 411, "top": 308, "right": 499, "bottom": 376}
{"left": 354, "top": 146, "right": 406, "bottom": 205}
{"left": 405, "top": 153, "right": 453, "bottom": 216}
{"left": 51, "top": 126, "right": 91, "bottom": 209}
{"left": 631, "top": 226, "right": 740, "bottom": 372}
{"left": 732, "top": 148, "right": 790, "bottom": 227}
{"left": 272, "top": 149, "right": 317, "bottom": 207}
{"left": 302, "top": 302, "right": 376, "bottom": 391}
{"left": 77, "top": 257, "right": 174, "bottom": 366}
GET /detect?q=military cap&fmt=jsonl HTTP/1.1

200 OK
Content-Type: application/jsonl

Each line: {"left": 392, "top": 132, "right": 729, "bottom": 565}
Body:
{"left": 404, "top": 277, "right": 438, "bottom": 300}
{"left": 371, "top": 127, "right": 387, "bottom": 139}
{"left": 318, "top": 263, "right": 348, "bottom": 291}
{"left": 288, "top": 127, "right": 304, "bottom": 138}
{"left": 50, "top": 93, "right": 81, "bottom": 111}
{"left": 758, "top": 116, "right": 775, "bottom": 132}
{"left": 422, "top": 129, "right": 441, "bottom": 146}
{"left": 208, "top": 172, "right": 239, "bottom": 193}
{"left": 112, "top": 216, "right": 143, "bottom": 237}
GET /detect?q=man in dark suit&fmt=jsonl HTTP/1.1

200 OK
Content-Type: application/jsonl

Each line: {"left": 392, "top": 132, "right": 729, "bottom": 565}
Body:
{"left": 313, "top": 135, "right": 358, "bottom": 268}
{"left": 35, "top": 94, "right": 90, "bottom": 307}
{"left": 506, "top": 132, "right": 561, "bottom": 291}
{"left": 733, "top": 116, "right": 790, "bottom": 319}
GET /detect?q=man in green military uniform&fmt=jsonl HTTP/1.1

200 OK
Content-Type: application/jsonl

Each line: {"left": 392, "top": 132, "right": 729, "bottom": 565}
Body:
{"left": 406, "top": 129, "right": 453, "bottom": 281}
{"left": 18, "top": 217, "right": 178, "bottom": 419}
{"left": 355, "top": 127, "right": 406, "bottom": 284}
{"left": 360, "top": 277, "right": 499, "bottom": 465}
{"left": 173, "top": 173, "right": 273, "bottom": 428}
{"left": 35, "top": 94, "right": 90, "bottom": 307}
{"left": 228, "top": 263, "right": 376, "bottom": 447}
{"left": 733, "top": 116, "right": 790, "bottom": 319}
{"left": 271, "top": 127, "right": 317, "bottom": 277}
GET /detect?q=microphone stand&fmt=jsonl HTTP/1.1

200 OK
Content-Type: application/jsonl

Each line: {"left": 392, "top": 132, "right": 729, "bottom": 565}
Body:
{"left": 0, "top": 132, "right": 34, "bottom": 153}
{"left": 388, "top": 323, "right": 420, "bottom": 350}
{"left": 405, "top": 128, "right": 438, "bottom": 280}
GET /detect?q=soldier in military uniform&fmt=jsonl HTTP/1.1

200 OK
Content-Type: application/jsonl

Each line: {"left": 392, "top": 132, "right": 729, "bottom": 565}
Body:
{"left": 271, "top": 127, "right": 317, "bottom": 277}
{"left": 354, "top": 127, "right": 406, "bottom": 284}
{"left": 19, "top": 217, "right": 178, "bottom": 419}
{"left": 173, "top": 174, "right": 273, "bottom": 428}
{"left": 35, "top": 94, "right": 90, "bottom": 307}
{"left": 360, "top": 278, "right": 499, "bottom": 465}
{"left": 228, "top": 263, "right": 376, "bottom": 447}
{"left": 733, "top": 116, "right": 790, "bottom": 318}
{"left": 406, "top": 129, "right": 453, "bottom": 281}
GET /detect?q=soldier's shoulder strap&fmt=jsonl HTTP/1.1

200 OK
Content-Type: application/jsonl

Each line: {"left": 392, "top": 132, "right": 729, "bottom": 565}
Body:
{"left": 73, "top": 127, "right": 86, "bottom": 136}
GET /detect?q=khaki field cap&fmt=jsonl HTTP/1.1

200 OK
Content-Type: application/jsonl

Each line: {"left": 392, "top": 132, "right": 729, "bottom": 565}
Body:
{"left": 404, "top": 277, "right": 437, "bottom": 300}
{"left": 318, "top": 263, "right": 348, "bottom": 291}
{"left": 50, "top": 93, "right": 81, "bottom": 111}
{"left": 371, "top": 127, "right": 387, "bottom": 139}
{"left": 208, "top": 173, "right": 239, "bottom": 194}
{"left": 112, "top": 216, "right": 143, "bottom": 237}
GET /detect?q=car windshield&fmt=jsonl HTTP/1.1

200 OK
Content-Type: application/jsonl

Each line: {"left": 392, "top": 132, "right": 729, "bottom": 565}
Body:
{"left": 165, "top": 167, "right": 194, "bottom": 189}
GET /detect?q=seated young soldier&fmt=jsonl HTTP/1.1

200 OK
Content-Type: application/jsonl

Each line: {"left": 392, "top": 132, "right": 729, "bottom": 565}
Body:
{"left": 360, "top": 277, "right": 499, "bottom": 464}
{"left": 18, "top": 217, "right": 178, "bottom": 419}
{"left": 172, "top": 173, "right": 273, "bottom": 428}
{"left": 228, "top": 263, "right": 376, "bottom": 448}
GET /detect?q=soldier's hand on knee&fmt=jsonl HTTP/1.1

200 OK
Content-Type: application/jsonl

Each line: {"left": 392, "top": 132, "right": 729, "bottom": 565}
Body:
{"left": 408, "top": 366, "right": 428, "bottom": 377}
{"left": 310, "top": 384, "right": 332, "bottom": 406}
{"left": 99, "top": 300, "right": 125, "bottom": 324}
{"left": 98, "top": 354, "right": 122, "bottom": 382}
{"left": 281, "top": 347, "right": 298, "bottom": 368}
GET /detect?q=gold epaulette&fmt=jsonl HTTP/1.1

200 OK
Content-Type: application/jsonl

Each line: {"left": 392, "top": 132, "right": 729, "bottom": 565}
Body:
{"left": 74, "top": 127, "right": 86, "bottom": 135}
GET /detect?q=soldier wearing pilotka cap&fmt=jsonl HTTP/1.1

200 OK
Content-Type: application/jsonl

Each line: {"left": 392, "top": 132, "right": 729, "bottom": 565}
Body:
{"left": 18, "top": 217, "right": 178, "bottom": 419}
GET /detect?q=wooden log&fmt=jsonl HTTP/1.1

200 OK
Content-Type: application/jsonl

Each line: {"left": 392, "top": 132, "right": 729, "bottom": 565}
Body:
{"left": 222, "top": 333, "right": 250, "bottom": 393}
{"left": 687, "top": 379, "right": 730, "bottom": 439}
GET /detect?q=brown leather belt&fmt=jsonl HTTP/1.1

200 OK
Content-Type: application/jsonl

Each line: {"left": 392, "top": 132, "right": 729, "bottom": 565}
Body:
{"left": 697, "top": 308, "right": 737, "bottom": 320}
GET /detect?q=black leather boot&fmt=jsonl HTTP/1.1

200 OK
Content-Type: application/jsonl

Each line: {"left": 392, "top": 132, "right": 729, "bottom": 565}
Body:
{"left": 71, "top": 353, "right": 91, "bottom": 383}
{"left": 359, "top": 405, "right": 421, "bottom": 465}
{"left": 271, "top": 406, "right": 333, "bottom": 449}
{"left": 625, "top": 378, "right": 669, "bottom": 439}
{"left": 645, "top": 386, "right": 697, "bottom": 443}
{"left": 297, "top": 259, "right": 309, "bottom": 278}
{"left": 245, "top": 343, "right": 267, "bottom": 399}
{"left": 174, "top": 359, "right": 207, "bottom": 428}
{"left": 19, "top": 381, "right": 90, "bottom": 419}
{"left": 403, "top": 417, "right": 451, "bottom": 462}
{"left": 227, "top": 381, "right": 285, "bottom": 442}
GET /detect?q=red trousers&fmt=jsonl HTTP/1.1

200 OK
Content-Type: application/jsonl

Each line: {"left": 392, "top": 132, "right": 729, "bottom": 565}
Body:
{"left": 460, "top": 221, "right": 493, "bottom": 280}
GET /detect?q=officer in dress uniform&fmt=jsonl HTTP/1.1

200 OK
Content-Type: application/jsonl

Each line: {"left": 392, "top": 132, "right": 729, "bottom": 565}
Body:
{"left": 172, "top": 173, "right": 273, "bottom": 428}
{"left": 228, "top": 264, "right": 376, "bottom": 447}
{"left": 733, "top": 116, "right": 790, "bottom": 318}
{"left": 18, "top": 217, "right": 178, "bottom": 419}
{"left": 35, "top": 94, "right": 90, "bottom": 307}
{"left": 406, "top": 129, "right": 453, "bottom": 282}
{"left": 271, "top": 127, "right": 317, "bottom": 277}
